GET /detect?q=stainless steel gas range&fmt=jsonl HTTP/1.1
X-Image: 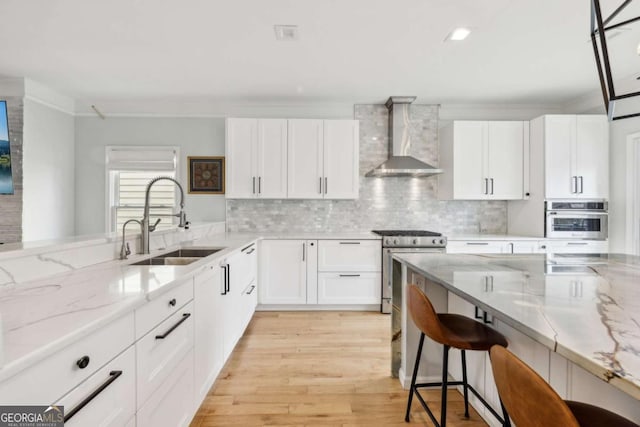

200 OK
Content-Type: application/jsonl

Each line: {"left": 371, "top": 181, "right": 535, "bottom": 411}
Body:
{"left": 372, "top": 230, "right": 447, "bottom": 314}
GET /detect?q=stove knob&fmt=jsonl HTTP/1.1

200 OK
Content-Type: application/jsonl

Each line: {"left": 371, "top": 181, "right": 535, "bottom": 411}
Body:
{"left": 432, "top": 239, "right": 437, "bottom": 244}
{"left": 385, "top": 238, "right": 390, "bottom": 245}
{"left": 440, "top": 239, "right": 445, "bottom": 245}
{"left": 413, "top": 239, "right": 418, "bottom": 245}
{"left": 393, "top": 239, "right": 398, "bottom": 245}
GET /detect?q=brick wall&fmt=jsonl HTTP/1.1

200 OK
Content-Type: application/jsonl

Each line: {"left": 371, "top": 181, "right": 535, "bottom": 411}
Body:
{"left": 0, "top": 97, "right": 23, "bottom": 243}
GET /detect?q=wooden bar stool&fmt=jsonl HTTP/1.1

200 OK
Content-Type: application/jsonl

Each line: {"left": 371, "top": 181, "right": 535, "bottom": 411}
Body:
{"left": 405, "top": 284, "right": 510, "bottom": 427}
{"left": 490, "top": 345, "right": 640, "bottom": 427}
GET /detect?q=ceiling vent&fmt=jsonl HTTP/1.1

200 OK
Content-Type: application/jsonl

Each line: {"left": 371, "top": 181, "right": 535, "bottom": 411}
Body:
{"left": 274, "top": 25, "right": 299, "bottom": 41}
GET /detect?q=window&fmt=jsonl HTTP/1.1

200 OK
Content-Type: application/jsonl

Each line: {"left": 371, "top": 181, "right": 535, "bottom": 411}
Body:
{"left": 106, "top": 146, "right": 179, "bottom": 233}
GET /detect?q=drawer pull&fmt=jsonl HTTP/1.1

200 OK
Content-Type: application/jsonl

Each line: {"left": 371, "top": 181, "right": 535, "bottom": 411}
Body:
{"left": 474, "top": 306, "right": 483, "bottom": 320}
{"left": 245, "top": 248, "right": 255, "bottom": 255}
{"left": 241, "top": 243, "right": 255, "bottom": 252}
{"left": 466, "top": 242, "right": 489, "bottom": 245}
{"left": 567, "top": 242, "right": 588, "bottom": 246}
{"left": 339, "top": 274, "right": 361, "bottom": 277}
{"left": 155, "top": 313, "right": 191, "bottom": 340}
{"left": 339, "top": 241, "right": 361, "bottom": 245}
{"left": 76, "top": 355, "right": 90, "bottom": 369}
{"left": 168, "top": 298, "right": 177, "bottom": 307}
{"left": 64, "top": 370, "right": 123, "bottom": 422}
{"left": 246, "top": 285, "right": 256, "bottom": 295}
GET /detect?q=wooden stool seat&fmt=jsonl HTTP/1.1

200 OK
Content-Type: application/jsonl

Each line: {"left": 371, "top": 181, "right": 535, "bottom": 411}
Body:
{"left": 405, "top": 284, "right": 510, "bottom": 427}
{"left": 438, "top": 313, "right": 508, "bottom": 351}
{"left": 490, "top": 345, "right": 639, "bottom": 427}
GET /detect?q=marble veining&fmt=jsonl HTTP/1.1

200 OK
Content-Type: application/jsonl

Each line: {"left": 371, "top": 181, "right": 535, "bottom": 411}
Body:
{"left": 394, "top": 252, "right": 640, "bottom": 399}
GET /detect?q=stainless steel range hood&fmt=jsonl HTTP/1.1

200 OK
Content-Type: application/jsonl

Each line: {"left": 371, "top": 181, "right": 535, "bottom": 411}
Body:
{"left": 365, "top": 96, "right": 443, "bottom": 178}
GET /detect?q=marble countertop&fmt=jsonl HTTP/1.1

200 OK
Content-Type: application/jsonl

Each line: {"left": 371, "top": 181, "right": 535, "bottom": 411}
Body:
{"left": 394, "top": 252, "right": 640, "bottom": 399}
{"left": 0, "top": 229, "right": 381, "bottom": 382}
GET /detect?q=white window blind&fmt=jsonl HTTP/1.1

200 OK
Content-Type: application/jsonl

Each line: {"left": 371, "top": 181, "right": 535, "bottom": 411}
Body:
{"left": 106, "top": 147, "right": 179, "bottom": 233}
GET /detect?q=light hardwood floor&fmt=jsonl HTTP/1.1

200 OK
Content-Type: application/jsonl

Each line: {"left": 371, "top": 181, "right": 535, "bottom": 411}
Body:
{"left": 191, "top": 311, "right": 488, "bottom": 427}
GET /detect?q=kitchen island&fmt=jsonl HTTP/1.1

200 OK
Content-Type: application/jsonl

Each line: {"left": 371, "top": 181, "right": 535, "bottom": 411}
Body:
{"left": 393, "top": 252, "right": 640, "bottom": 426}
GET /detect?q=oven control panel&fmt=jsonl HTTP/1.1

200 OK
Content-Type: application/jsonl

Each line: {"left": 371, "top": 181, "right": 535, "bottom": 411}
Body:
{"left": 383, "top": 236, "right": 447, "bottom": 248}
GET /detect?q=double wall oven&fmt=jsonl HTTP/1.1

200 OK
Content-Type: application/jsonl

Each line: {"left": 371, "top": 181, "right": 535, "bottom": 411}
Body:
{"left": 372, "top": 230, "right": 447, "bottom": 314}
{"left": 545, "top": 200, "right": 608, "bottom": 240}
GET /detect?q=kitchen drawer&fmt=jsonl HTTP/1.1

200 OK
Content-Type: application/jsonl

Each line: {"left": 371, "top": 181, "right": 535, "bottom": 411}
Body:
{"left": 318, "top": 240, "right": 381, "bottom": 272}
{"left": 137, "top": 349, "right": 195, "bottom": 427}
{"left": 57, "top": 345, "right": 135, "bottom": 427}
{"left": 135, "top": 278, "right": 193, "bottom": 339}
{"left": 446, "top": 240, "right": 506, "bottom": 254}
{"left": 317, "top": 272, "right": 381, "bottom": 304}
{"left": 0, "top": 312, "right": 134, "bottom": 405}
{"left": 227, "top": 242, "right": 257, "bottom": 294}
{"left": 543, "top": 240, "right": 609, "bottom": 254}
{"left": 137, "top": 300, "right": 194, "bottom": 408}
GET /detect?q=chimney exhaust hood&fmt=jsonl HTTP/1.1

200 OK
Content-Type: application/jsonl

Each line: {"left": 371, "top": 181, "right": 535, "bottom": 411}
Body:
{"left": 365, "top": 96, "right": 443, "bottom": 178}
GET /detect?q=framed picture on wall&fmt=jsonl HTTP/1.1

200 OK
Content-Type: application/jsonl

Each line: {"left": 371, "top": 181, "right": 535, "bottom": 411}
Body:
{"left": 188, "top": 156, "right": 225, "bottom": 194}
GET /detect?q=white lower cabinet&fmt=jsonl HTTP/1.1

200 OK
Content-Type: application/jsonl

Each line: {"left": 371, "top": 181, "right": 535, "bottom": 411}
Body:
{"left": 136, "top": 300, "right": 194, "bottom": 408}
{"left": 137, "top": 350, "right": 195, "bottom": 427}
{"left": 259, "top": 239, "right": 314, "bottom": 305}
{"left": 447, "top": 239, "right": 606, "bottom": 254}
{"left": 194, "top": 264, "right": 224, "bottom": 403}
{"left": 57, "top": 346, "right": 136, "bottom": 427}
{"left": 317, "top": 272, "right": 381, "bottom": 304}
{"left": 543, "top": 239, "right": 608, "bottom": 254}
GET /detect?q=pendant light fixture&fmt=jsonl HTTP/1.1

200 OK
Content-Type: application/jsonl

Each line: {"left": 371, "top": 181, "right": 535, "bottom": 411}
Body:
{"left": 590, "top": 0, "right": 640, "bottom": 120}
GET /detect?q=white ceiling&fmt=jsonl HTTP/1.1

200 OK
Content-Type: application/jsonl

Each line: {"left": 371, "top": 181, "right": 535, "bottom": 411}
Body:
{"left": 0, "top": 0, "right": 638, "bottom": 109}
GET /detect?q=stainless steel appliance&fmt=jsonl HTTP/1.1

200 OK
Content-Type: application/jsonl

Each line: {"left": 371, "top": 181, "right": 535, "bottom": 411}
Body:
{"left": 545, "top": 200, "right": 608, "bottom": 240}
{"left": 372, "top": 230, "right": 447, "bottom": 314}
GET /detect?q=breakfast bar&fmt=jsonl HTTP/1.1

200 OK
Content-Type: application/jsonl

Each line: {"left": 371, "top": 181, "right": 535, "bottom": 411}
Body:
{"left": 393, "top": 252, "right": 640, "bottom": 426}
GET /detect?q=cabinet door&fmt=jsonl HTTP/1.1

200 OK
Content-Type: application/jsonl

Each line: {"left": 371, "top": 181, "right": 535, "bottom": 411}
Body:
{"left": 223, "top": 252, "right": 246, "bottom": 358}
{"left": 226, "top": 118, "right": 258, "bottom": 199}
{"left": 545, "top": 115, "right": 576, "bottom": 198}
{"left": 575, "top": 116, "right": 608, "bottom": 199}
{"left": 137, "top": 350, "right": 194, "bottom": 427}
{"left": 453, "top": 121, "right": 488, "bottom": 199}
{"left": 194, "top": 265, "right": 224, "bottom": 404}
{"left": 317, "top": 272, "right": 381, "bottom": 304}
{"left": 259, "top": 240, "right": 307, "bottom": 304}
{"left": 487, "top": 121, "right": 523, "bottom": 199}
{"left": 57, "top": 346, "right": 136, "bottom": 427}
{"left": 287, "top": 119, "right": 324, "bottom": 199}
{"left": 257, "top": 119, "right": 288, "bottom": 198}
{"left": 323, "top": 120, "right": 359, "bottom": 199}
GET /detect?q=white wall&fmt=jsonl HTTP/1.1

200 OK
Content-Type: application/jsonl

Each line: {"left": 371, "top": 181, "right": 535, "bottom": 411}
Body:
{"left": 22, "top": 98, "right": 76, "bottom": 241}
{"left": 74, "top": 117, "right": 226, "bottom": 235}
{"left": 609, "top": 110, "right": 640, "bottom": 253}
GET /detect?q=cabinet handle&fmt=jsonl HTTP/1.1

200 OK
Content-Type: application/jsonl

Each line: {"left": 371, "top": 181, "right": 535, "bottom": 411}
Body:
{"left": 302, "top": 243, "right": 306, "bottom": 261}
{"left": 567, "top": 242, "right": 588, "bottom": 246}
{"left": 246, "top": 285, "right": 256, "bottom": 295}
{"left": 259, "top": 176, "right": 262, "bottom": 194}
{"left": 221, "top": 265, "right": 228, "bottom": 295}
{"left": 64, "top": 370, "right": 123, "bottom": 422}
{"left": 339, "top": 274, "right": 361, "bottom": 277}
{"left": 241, "top": 243, "right": 255, "bottom": 252}
{"left": 474, "top": 306, "right": 483, "bottom": 320}
{"left": 319, "top": 177, "right": 323, "bottom": 194}
{"left": 253, "top": 177, "right": 256, "bottom": 194}
{"left": 571, "top": 176, "right": 577, "bottom": 193}
{"left": 325, "top": 177, "right": 328, "bottom": 194}
{"left": 245, "top": 248, "right": 255, "bottom": 255}
{"left": 76, "top": 355, "right": 90, "bottom": 369}
{"left": 508, "top": 242, "right": 514, "bottom": 254}
{"left": 155, "top": 313, "right": 191, "bottom": 339}
{"left": 483, "top": 311, "right": 493, "bottom": 325}
{"left": 226, "top": 264, "right": 230, "bottom": 292}
{"left": 339, "top": 241, "right": 361, "bottom": 245}
{"left": 466, "top": 242, "right": 489, "bottom": 245}
{"left": 484, "top": 178, "right": 489, "bottom": 195}
{"left": 579, "top": 176, "right": 584, "bottom": 194}
{"left": 490, "top": 178, "right": 494, "bottom": 195}
{"left": 168, "top": 298, "right": 177, "bottom": 307}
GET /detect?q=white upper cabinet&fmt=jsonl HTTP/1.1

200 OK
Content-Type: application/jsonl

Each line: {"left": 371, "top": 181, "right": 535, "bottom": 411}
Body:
{"left": 439, "top": 121, "right": 525, "bottom": 200}
{"left": 323, "top": 120, "right": 359, "bottom": 199}
{"left": 227, "top": 118, "right": 359, "bottom": 200}
{"left": 288, "top": 119, "right": 359, "bottom": 199}
{"left": 544, "top": 115, "right": 608, "bottom": 199}
{"left": 226, "top": 118, "right": 287, "bottom": 199}
{"left": 287, "top": 119, "right": 325, "bottom": 199}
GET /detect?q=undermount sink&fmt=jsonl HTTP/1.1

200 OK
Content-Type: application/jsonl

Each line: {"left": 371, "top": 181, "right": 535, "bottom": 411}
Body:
{"left": 130, "top": 247, "right": 224, "bottom": 266}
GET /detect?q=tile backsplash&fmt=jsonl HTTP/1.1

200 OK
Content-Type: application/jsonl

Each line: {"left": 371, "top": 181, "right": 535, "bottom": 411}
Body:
{"left": 226, "top": 104, "right": 506, "bottom": 234}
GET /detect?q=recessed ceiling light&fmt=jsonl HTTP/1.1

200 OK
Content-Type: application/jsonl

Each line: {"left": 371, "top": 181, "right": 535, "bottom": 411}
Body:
{"left": 274, "top": 25, "right": 299, "bottom": 41}
{"left": 445, "top": 27, "right": 471, "bottom": 42}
